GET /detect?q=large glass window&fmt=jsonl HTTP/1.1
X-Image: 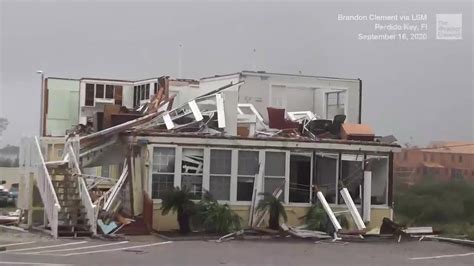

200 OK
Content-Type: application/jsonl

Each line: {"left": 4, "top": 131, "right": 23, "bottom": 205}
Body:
{"left": 237, "top": 151, "right": 259, "bottom": 201}
{"left": 339, "top": 155, "right": 364, "bottom": 204}
{"left": 85, "top": 84, "right": 95, "bottom": 106}
{"left": 152, "top": 147, "right": 175, "bottom": 199}
{"left": 181, "top": 148, "right": 204, "bottom": 199}
{"left": 366, "top": 156, "right": 388, "bottom": 205}
{"left": 95, "top": 84, "right": 104, "bottom": 98}
{"left": 314, "top": 153, "right": 338, "bottom": 204}
{"left": 264, "top": 151, "right": 286, "bottom": 200}
{"left": 209, "top": 149, "right": 231, "bottom": 200}
{"left": 326, "top": 91, "right": 345, "bottom": 119}
{"left": 289, "top": 154, "right": 311, "bottom": 203}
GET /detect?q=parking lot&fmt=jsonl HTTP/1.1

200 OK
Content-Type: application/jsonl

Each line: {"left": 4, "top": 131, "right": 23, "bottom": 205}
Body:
{"left": 0, "top": 236, "right": 473, "bottom": 265}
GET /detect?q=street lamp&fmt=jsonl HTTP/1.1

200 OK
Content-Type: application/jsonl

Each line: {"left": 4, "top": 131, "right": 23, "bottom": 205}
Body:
{"left": 36, "top": 70, "right": 44, "bottom": 136}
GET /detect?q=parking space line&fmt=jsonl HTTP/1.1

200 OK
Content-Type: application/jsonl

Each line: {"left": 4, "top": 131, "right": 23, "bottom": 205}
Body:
{"left": 19, "top": 241, "right": 129, "bottom": 255}
{"left": 62, "top": 241, "right": 172, "bottom": 256}
{"left": 410, "top": 252, "right": 474, "bottom": 260}
{"left": 0, "top": 241, "right": 36, "bottom": 248}
{"left": 0, "top": 262, "right": 73, "bottom": 265}
{"left": 1, "top": 241, "right": 88, "bottom": 253}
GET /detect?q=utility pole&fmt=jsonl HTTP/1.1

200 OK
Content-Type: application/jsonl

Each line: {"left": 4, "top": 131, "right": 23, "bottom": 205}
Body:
{"left": 36, "top": 70, "right": 45, "bottom": 136}
{"left": 178, "top": 43, "right": 183, "bottom": 78}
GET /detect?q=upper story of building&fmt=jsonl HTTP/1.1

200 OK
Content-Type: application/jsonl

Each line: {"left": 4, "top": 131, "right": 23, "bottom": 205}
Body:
{"left": 42, "top": 71, "right": 362, "bottom": 138}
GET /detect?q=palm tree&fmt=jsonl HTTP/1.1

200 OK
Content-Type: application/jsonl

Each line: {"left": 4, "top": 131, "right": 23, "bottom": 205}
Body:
{"left": 256, "top": 192, "right": 287, "bottom": 230}
{"left": 161, "top": 187, "right": 196, "bottom": 234}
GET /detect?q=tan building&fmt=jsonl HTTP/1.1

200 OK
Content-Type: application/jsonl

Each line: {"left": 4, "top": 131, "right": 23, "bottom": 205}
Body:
{"left": 394, "top": 141, "right": 474, "bottom": 184}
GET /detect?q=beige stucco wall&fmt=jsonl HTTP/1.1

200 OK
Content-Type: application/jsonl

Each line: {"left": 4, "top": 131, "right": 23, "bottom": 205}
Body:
{"left": 152, "top": 203, "right": 391, "bottom": 232}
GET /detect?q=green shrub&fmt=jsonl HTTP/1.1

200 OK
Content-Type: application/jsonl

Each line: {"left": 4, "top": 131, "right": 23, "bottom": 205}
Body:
{"left": 256, "top": 192, "right": 287, "bottom": 230}
{"left": 194, "top": 191, "right": 241, "bottom": 234}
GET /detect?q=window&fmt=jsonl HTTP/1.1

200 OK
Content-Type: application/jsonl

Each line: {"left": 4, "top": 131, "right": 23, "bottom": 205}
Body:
{"left": 451, "top": 154, "right": 455, "bottom": 162}
{"left": 85, "top": 83, "right": 95, "bottom": 106}
{"left": 114, "top": 86, "right": 123, "bottom": 106}
{"left": 403, "top": 152, "right": 408, "bottom": 161}
{"left": 209, "top": 150, "right": 231, "bottom": 200}
{"left": 314, "top": 153, "right": 338, "bottom": 204}
{"left": 430, "top": 153, "right": 434, "bottom": 162}
{"left": 423, "top": 153, "right": 427, "bottom": 161}
{"left": 101, "top": 165, "right": 109, "bottom": 178}
{"left": 95, "top": 84, "right": 104, "bottom": 98}
{"left": 326, "top": 91, "right": 345, "bottom": 119}
{"left": 366, "top": 156, "right": 388, "bottom": 205}
{"left": 237, "top": 150, "right": 259, "bottom": 201}
{"left": 339, "top": 155, "right": 364, "bottom": 204}
{"left": 264, "top": 152, "right": 286, "bottom": 201}
{"left": 133, "top": 86, "right": 139, "bottom": 107}
{"left": 152, "top": 147, "right": 175, "bottom": 199}
{"left": 289, "top": 154, "right": 311, "bottom": 203}
{"left": 154, "top": 82, "right": 158, "bottom": 94}
{"left": 181, "top": 148, "right": 204, "bottom": 199}
{"left": 105, "top": 85, "right": 114, "bottom": 99}
{"left": 145, "top": 84, "right": 150, "bottom": 99}
{"left": 140, "top": 85, "right": 146, "bottom": 100}
{"left": 459, "top": 155, "right": 463, "bottom": 163}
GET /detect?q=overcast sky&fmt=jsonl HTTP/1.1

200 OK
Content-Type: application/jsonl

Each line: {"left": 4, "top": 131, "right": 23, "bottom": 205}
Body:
{"left": 0, "top": 0, "right": 472, "bottom": 147}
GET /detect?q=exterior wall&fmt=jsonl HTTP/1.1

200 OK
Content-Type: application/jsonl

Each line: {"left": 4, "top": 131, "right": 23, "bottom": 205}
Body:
{"left": 45, "top": 78, "right": 80, "bottom": 136}
{"left": 200, "top": 72, "right": 361, "bottom": 124}
{"left": 140, "top": 136, "right": 397, "bottom": 232}
{"left": 394, "top": 148, "right": 474, "bottom": 183}
{"left": 236, "top": 72, "right": 361, "bottom": 123}
{"left": 152, "top": 203, "right": 391, "bottom": 232}
{"left": 79, "top": 79, "right": 134, "bottom": 125}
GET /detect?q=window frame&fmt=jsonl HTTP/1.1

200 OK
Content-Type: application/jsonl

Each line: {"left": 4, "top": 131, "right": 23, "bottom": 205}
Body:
{"left": 149, "top": 145, "right": 179, "bottom": 202}
{"left": 209, "top": 148, "right": 233, "bottom": 202}
{"left": 325, "top": 90, "right": 347, "bottom": 119}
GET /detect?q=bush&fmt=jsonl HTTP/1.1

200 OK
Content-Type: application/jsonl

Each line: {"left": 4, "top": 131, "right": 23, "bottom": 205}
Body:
{"left": 194, "top": 191, "right": 241, "bottom": 234}
{"left": 394, "top": 177, "right": 474, "bottom": 238}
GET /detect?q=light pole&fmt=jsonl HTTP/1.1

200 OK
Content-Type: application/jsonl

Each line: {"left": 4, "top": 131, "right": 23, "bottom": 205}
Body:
{"left": 36, "top": 70, "right": 44, "bottom": 136}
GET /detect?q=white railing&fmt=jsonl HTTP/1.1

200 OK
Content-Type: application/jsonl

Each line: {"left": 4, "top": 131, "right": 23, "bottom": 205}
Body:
{"left": 32, "top": 137, "right": 61, "bottom": 238}
{"left": 66, "top": 137, "right": 97, "bottom": 235}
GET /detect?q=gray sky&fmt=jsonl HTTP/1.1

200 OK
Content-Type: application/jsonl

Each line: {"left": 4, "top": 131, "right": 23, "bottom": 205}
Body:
{"left": 0, "top": 0, "right": 472, "bottom": 147}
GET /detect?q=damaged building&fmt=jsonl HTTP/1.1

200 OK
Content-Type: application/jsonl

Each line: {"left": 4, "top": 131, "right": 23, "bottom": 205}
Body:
{"left": 18, "top": 71, "right": 400, "bottom": 238}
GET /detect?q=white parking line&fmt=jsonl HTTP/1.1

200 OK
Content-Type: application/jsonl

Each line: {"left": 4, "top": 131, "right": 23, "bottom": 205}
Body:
{"left": 19, "top": 241, "right": 129, "bottom": 255}
{"left": 410, "top": 252, "right": 474, "bottom": 260}
{"left": 0, "top": 262, "right": 72, "bottom": 265}
{"left": 1, "top": 241, "right": 88, "bottom": 253}
{"left": 62, "top": 241, "right": 172, "bottom": 256}
{"left": 0, "top": 241, "right": 36, "bottom": 248}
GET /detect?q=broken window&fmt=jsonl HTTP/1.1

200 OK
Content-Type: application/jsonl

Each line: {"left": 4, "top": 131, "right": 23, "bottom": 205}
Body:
{"left": 85, "top": 83, "right": 95, "bottom": 106}
{"left": 339, "top": 154, "right": 364, "bottom": 205}
{"left": 326, "top": 91, "right": 345, "bottom": 119}
{"left": 264, "top": 151, "right": 286, "bottom": 201}
{"left": 105, "top": 85, "right": 114, "bottom": 99}
{"left": 314, "top": 153, "right": 338, "bottom": 204}
{"left": 209, "top": 149, "right": 231, "bottom": 200}
{"left": 237, "top": 150, "right": 259, "bottom": 201}
{"left": 366, "top": 156, "right": 388, "bottom": 205}
{"left": 181, "top": 148, "right": 204, "bottom": 199}
{"left": 289, "top": 154, "right": 311, "bottom": 203}
{"left": 152, "top": 147, "right": 175, "bottom": 199}
{"left": 95, "top": 84, "right": 104, "bottom": 98}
